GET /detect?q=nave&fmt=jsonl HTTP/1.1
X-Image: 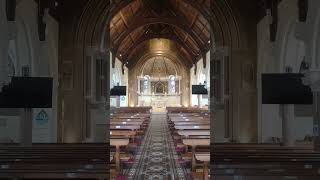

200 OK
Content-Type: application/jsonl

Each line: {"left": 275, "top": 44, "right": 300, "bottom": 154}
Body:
{"left": 110, "top": 107, "right": 320, "bottom": 180}
{"left": 127, "top": 114, "right": 185, "bottom": 179}
{"left": 2, "top": 0, "right": 320, "bottom": 179}
{"left": 110, "top": 107, "right": 209, "bottom": 180}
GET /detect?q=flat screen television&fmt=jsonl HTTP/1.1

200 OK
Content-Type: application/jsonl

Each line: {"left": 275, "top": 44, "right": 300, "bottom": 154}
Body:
{"left": 110, "top": 86, "right": 126, "bottom": 96}
{"left": 0, "top": 77, "right": 53, "bottom": 108}
{"left": 262, "top": 73, "right": 312, "bottom": 104}
{"left": 192, "top": 85, "right": 208, "bottom": 95}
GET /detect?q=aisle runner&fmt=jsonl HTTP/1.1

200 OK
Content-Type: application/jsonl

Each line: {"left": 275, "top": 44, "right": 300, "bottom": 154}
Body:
{"left": 127, "top": 114, "right": 186, "bottom": 180}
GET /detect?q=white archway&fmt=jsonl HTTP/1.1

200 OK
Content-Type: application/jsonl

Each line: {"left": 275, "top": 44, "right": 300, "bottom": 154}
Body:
{"left": 279, "top": 21, "right": 312, "bottom": 145}
{"left": 280, "top": 22, "right": 306, "bottom": 73}
{"left": 313, "top": 10, "right": 320, "bottom": 68}
{"left": 15, "top": 19, "right": 33, "bottom": 76}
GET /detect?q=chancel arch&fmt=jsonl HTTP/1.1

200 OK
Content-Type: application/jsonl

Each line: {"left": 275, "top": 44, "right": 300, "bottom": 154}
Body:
{"left": 54, "top": 0, "right": 255, "bottom": 153}
{"left": 55, "top": 0, "right": 256, "bottom": 146}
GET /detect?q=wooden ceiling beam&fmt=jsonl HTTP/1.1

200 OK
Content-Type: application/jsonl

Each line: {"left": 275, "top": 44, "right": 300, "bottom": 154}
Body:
{"left": 108, "top": 0, "right": 211, "bottom": 64}
{"left": 190, "top": 13, "right": 199, "bottom": 28}
{"left": 182, "top": 0, "right": 210, "bottom": 21}
{"left": 119, "top": 11, "right": 129, "bottom": 28}
{"left": 112, "top": 16, "right": 204, "bottom": 57}
{"left": 109, "top": 0, "right": 211, "bottom": 33}
{"left": 172, "top": 29, "right": 198, "bottom": 55}
{"left": 123, "top": 33, "right": 196, "bottom": 65}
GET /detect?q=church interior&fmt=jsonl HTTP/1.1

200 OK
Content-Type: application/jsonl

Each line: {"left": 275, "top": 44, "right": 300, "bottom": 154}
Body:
{"left": 1, "top": 0, "right": 320, "bottom": 179}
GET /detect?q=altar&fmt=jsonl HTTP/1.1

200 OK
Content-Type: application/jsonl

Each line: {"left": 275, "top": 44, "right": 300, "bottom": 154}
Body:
{"left": 137, "top": 74, "right": 182, "bottom": 109}
{"left": 138, "top": 94, "right": 182, "bottom": 108}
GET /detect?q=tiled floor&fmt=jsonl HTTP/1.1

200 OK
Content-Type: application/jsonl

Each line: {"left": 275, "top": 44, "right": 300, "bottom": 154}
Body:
{"left": 127, "top": 113, "right": 186, "bottom": 180}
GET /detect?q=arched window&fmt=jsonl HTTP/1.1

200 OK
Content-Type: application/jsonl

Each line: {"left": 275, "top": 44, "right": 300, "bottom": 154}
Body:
{"left": 143, "top": 75, "right": 150, "bottom": 94}
{"left": 169, "top": 75, "right": 176, "bottom": 94}
{"left": 8, "top": 55, "right": 15, "bottom": 77}
{"left": 8, "top": 40, "right": 17, "bottom": 77}
{"left": 199, "top": 73, "right": 206, "bottom": 85}
{"left": 112, "top": 73, "right": 117, "bottom": 87}
{"left": 112, "top": 67, "right": 121, "bottom": 88}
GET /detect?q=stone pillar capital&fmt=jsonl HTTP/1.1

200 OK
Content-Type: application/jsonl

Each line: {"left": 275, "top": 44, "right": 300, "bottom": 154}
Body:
{"left": 213, "top": 46, "right": 229, "bottom": 59}
{"left": 302, "top": 69, "right": 320, "bottom": 92}
{"left": 86, "top": 46, "right": 99, "bottom": 57}
{"left": 97, "top": 51, "right": 109, "bottom": 60}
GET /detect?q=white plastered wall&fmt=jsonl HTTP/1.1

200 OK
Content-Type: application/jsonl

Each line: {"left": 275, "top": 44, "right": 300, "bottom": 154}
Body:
{"left": 110, "top": 55, "right": 129, "bottom": 107}
{"left": 190, "top": 51, "right": 210, "bottom": 107}
{"left": 0, "top": 0, "right": 59, "bottom": 143}
{"left": 257, "top": 0, "right": 316, "bottom": 143}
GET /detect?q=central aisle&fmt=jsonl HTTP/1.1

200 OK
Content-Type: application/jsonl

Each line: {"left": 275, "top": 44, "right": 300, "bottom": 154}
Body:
{"left": 127, "top": 113, "right": 186, "bottom": 180}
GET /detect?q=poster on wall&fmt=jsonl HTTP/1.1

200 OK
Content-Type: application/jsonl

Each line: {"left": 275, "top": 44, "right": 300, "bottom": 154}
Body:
{"left": 120, "top": 96, "right": 127, "bottom": 107}
{"left": 32, "top": 108, "right": 52, "bottom": 143}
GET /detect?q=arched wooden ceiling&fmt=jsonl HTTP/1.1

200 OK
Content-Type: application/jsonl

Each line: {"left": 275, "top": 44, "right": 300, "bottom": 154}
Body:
{"left": 110, "top": 0, "right": 210, "bottom": 67}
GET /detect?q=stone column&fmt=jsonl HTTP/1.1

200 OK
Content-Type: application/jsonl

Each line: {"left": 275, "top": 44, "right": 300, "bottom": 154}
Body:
{"left": 209, "top": 40, "right": 215, "bottom": 180}
{"left": 91, "top": 53, "right": 97, "bottom": 102}
{"left": 198, "top": 94, "right": 202, "bottom": 108}
{"left": 313, "top": 92, "right": 320, "bottom": 151}
{"left": 138, "top": 77, "right": 140, "bottom": 94}
{"left": 20, "top": 68, "right": 32, "bottom": 146}
{"left": 179, "top": 79, "right": 181, "bottom": 94}
{"left": 85, "top": 47, "right": 97, "bottom": 142}
{"left": 0, "top": 1, "right": 10, "bottom": 90}
{"left": 20, "top": 108, "right": 33, "bottom": 147}
{"left": 103, "top": 24, "right": 111, "bottom": 147}
{"left": 97, "top": 52, "right": 109, "bottom": 142}
{"left": 281, "top": 104, "right": 295, "bottom": 146}
{"left": 116, "top": 96, "right": 120, "bottom": 107}
{"left": 303, "top": 69, "right": 320, "bottom": 151}
{"left": 104, "top": 50, "right": 110, "bottom": 142}
{"left": 212, "top": 47, "right": 230, "bottom": 140}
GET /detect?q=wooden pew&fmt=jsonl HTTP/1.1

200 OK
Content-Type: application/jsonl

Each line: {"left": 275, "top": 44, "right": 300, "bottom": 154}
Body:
{"left": 110, "top": 138, "right": 129, "bottom": 172}
{"left": 167, "top": 108, "right": 320, "bottom": 179}
{"left": 109, "top": 107, "right": 151, "bottom": 179}
{"left": 0, "top": 143, "right": 108, "bottom": 180}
